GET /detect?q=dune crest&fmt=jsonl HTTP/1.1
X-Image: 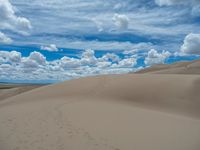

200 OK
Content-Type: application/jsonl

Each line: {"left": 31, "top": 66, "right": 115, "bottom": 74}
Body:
{"left": 136, "top": 59, "right": 200, "bottom": 74}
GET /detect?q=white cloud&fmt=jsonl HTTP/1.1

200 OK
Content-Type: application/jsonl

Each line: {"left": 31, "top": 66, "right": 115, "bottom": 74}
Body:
{"left": 155, "top": 0, "right": 200, "bottom": 6}
{"left": 123, "top": 42, "right": 154, "bottom": 55}
{"left": 0, "top": 51, "right": 10, "bottom": 63}
{"left": 29, "top": 51, "right": 46, "bottom": 65}
{"left": 112, "top": 13, "right": 129, "bottom": 30}
{"left": 115, "top": 58, "right": 137, "bottom": 68}
{"left": 80, "top": 49, "right": 97, "bottom": 65}
{"left": 0, "top": 0, "right": 31, "bottom": 35}
{"left": 0, "top": 32, "right": 12, "bottom": 44}
{"left": 100, "top": 53, "right": 120, "bottom": 62}
{"left": 155, "top": 0, "right": 200, "bottom": 18}
{"left": 92, "top": 18, "right": 104, "bottom": 32}
{"left": 144, "top": 49, "right": 171, "bottom": 65}
{"left": 22, "top": 58, "right": 39, "bottom": 69}
{"left": 96, "top": 61, "right": 112, "bottom": 68}
{"left": 42, "top": 40, "right": 154, "bottom": 51}
{"left": 60, "top": 56, "right": 81, "bottom": 69}
{"left": 0, "top": 63, "right": 12, "bottom": 69}
{"left": 8, "top": 51, "right": 21, "bottom": 63}
{"left": 114, "top": 3, "right": 125, "bottom": 10}
{"left": 0, "top": 49, "right": 139, "bottom": 82}
{"left": 155, "top": 0, "right": 186, "bottom": 6}
{"left": 0, "top": 50, "right": 21, "bottom": 63}
{"left": 181, "top": 33, "right": 200, "bottom": 55}
{"left": 6, "top": 0, "right": 199, "bottom": 52}
{"left": 40, "top": 44, "right": 58, "bottom": 52}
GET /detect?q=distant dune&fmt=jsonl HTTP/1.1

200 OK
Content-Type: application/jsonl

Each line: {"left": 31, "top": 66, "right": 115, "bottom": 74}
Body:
{"left": 0, "top": 61, "right": 200, "bottom": 150}
{"left": 0, "top": 84, "right": 43, "bottom": 101}
{"left": 136, "top": 59, "right": 200, "bottom": 74}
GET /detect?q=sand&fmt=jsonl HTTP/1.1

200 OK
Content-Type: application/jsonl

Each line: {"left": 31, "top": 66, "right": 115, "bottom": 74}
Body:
{"left": 0, "top": 62, "right": 200, "bottom": 150}
{"left": 136, "top": 59, "right": 200, "bottom": 74}
{"left": 0, "top": 84, "right": 43, "bottom": 101}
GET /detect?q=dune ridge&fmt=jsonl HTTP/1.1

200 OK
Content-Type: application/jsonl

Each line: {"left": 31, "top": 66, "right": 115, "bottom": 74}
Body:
{"left": 1, "top": 74, "right": 200, "bottom": 118}
{"left": 136, "top": 59, "right": 200, "bottom": 74}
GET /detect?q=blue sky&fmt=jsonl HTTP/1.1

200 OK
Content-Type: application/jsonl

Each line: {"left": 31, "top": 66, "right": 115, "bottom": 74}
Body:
{"left": 0, "top": 0, "right": 200, "bottom": 83}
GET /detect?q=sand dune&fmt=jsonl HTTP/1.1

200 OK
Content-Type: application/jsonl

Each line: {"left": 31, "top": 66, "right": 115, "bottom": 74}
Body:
{"left": 136, "top": 59, "right": 200, "bottom": 74}
{"left": 0, "top": 84, "right": 43, "bottom": 101}
{"left": 0, "top": 72, "right": 200, "bottom": 150}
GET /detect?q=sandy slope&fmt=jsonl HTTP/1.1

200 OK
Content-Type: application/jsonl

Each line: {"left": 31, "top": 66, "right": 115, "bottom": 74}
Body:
{"left": 0, "top": 74, "right": 200, "bottom": 150}
{"left": 0, "top": 84, "right": 43, "bottom": 101}
{"left": 136, "top": 59, "right": 200, "bottom": 74}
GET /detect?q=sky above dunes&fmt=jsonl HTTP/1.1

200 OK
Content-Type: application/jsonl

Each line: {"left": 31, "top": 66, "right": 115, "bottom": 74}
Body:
{"left": 0, "top": 0, "right": 200, "bottom": 83}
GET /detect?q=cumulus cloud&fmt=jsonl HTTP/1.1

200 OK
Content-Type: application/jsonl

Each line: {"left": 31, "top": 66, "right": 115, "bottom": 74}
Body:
{"left": 22, "top": 58, "right": 39, "bottom": 69}
{"left": 100, "top": 53, "right": 120, "bottom": 62}
{"left": 96, "top": 61, "right": 112, "bottom": 68}
{"left": 40, "top": 44, "right": 58, "bottom": 52}
{"left": 0, "top": 50, "right": 21, "bottom": 63}
{"left": 60, "top": 56, "right": 81, "bottom": 69}
{"left": 8, "top": 51, "right": 21, "bottom": 63}
{"left": 115, "top": 58, "right": 137, "bottom": 68}
{"left": 0, "top": 32, "right": 12, "bottom": 44}
{"left": 181, "top": 33, "right": 200, "bottom": 55}
{"left": 144, "top": 49, "right": 171, "bottom": 65}
{"left": 0, "top": 51, "right": 10, "bottom": 63}
{"left": 0, "top": 49, "right": 139, "bottom": 82}
{"left": 80, "top": 49, "right": 97, "bottom": 65}
{"left": 0, "top": 0, "right": 31, "bottom": 35}
{"left": 29, "top": 51, "right": 46, "bottom": 65}
{"left": 112, "top": 13, "right": 129, "bottom": 30}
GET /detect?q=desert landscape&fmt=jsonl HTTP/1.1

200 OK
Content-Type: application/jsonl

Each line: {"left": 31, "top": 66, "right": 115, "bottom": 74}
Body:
{"left": 1, "top": 0, "right": 200, "bottom": 150}
{"left": 0, "top": 60, "right": 200, "bottom": 150}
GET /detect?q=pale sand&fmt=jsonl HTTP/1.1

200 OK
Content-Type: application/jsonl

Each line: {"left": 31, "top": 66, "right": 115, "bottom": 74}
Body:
{"left": 0, "top": 73, "right": 200, "bottom": 150}
{"left": 136, "top": 59, "right": 200, "bottom": 74}
{"left": 0, "top": 84, "right": 43, "bottom": 101}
